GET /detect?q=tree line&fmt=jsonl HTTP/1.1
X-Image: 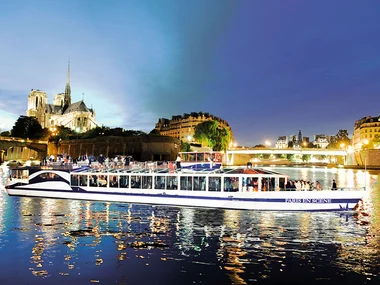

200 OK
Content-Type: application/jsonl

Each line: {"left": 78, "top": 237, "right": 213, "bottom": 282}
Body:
{"left": 2, "top": 115, "right": 379, "bottom": 152}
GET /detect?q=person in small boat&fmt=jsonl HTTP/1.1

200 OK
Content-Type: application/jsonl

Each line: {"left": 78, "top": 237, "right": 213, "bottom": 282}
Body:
{"left": 207, "top": 155, "right": 213, "bottom": 169}
{"left": 176, "top": 155, "right": 181, "bottom": 170}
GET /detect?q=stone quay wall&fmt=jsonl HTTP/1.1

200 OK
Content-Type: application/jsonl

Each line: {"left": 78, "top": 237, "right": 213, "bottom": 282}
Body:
{"left": 355, "top": 149, "right": 380, "bottom": 167}
{"left": 48, "top": 136, "right": 181, "bottom": 162}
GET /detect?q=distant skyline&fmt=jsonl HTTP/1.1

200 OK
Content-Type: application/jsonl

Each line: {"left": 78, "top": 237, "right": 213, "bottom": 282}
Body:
{"left": 1, "top": 0, "right": 380, "bottom": 146}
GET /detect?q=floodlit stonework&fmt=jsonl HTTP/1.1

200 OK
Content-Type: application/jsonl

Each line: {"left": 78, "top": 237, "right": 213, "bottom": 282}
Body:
{"left": 353, "top": 115, "right": 380, "bottom": 151}
{"left": 155, "top": 112, "right": 233, "bottom": 143}
{"left": 26, "top": 63, "right": 97, "bottom": 133}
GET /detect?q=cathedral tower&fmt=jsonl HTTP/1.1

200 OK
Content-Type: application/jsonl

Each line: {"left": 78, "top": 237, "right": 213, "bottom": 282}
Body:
{"left": 26, "top": 89, "right": 48, "bottom": 128}
{"left": 63, "top": 60, "right": 71, "bottom": 109}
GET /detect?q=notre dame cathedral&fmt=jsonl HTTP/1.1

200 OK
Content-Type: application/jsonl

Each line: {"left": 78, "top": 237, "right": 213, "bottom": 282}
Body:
{"left": 26, "top": 62, "right": 97, "bottom": 133}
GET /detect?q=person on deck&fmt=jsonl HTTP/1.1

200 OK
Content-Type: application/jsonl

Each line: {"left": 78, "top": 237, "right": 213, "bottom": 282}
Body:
{"left": 176, "top": 155, "right": 181, "bottom": 170}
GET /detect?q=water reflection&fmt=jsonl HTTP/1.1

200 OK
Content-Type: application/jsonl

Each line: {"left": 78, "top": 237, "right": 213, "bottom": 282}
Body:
{"left": 0, "top": 166, "right": 379, "bottom": 284}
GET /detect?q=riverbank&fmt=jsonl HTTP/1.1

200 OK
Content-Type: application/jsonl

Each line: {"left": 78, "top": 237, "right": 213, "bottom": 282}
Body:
{"left": 244, "top": 160, "right": 380, "bottom": 170}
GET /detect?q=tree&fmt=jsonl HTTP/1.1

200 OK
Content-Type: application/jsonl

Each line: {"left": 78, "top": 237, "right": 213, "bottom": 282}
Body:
{"left": 193, "top": 120, "right": 231, "bottom": 151}
{"left": 302, "top": 154, "right": 311, "bottom": 162}
{"left": 48, "top": 126, "right": 75, "bottom": 143}
{"left": 365, "top": 134, "right": 380, "bottom": 149}
{"left": 253, "top": 144, "right": 265, "bottom": 148}
{"left": 11, "top": 116, "right": 43, "bottom": 139}
{"left": 149, "top": 129, "right": 161, "bottom": 136}
{"left": 328, "top": 129, "right": 351, "bottom": 149}
{"left": 180, "top": 142, "right": 191, "bottom": 152}
{"left": 0, "top": 131, "right": 10, "bottom": 137}
{"left": 82, "top": 126, "right": 110, "bottom": 138}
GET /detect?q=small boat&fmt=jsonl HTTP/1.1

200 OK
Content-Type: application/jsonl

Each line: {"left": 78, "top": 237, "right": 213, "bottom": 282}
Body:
{"left": 5, "top": 163, "right": 366, "bottom": 211}
{"left": 178, "top": 151, "right": 223, "bottom": 170}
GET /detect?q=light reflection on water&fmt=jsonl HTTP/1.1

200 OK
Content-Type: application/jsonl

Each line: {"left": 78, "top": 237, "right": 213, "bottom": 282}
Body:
{"left": 0, "top": 166, "right": 379, "bottom": 284}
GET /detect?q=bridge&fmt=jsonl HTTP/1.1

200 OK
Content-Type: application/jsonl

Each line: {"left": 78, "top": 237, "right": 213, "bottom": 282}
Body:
{"left": 224, "top": 147, "right": 348, "bottom": 165}
{"left": 0, "top": 137, "right": 48, "bottom": 163}
{"left": 226, "top": 148, "right": 346, "bottom": 156}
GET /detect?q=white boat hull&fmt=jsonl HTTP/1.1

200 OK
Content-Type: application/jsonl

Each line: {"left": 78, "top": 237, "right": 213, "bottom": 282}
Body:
{"left": 6, "top": 186, "right": 366, "bottom": 211}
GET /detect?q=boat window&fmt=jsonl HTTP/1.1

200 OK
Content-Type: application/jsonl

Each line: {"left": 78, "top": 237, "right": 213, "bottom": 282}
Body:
{"left": 17, "top": 170, "right": 28, "bottom": 179}
{"left": 97, "top": 175, "right": 108, "bottom": 187}
{"left": 180, "top": 176, "right": 192, "bottom": 190}
{"left": 196, "top": 153, "right": 205, "bottom": 162}
{"left": 119, "top": 175, "right": 129, "bottom": 188}
{"left": 279, "top": 177, "right": 285, "bottom": 190}
{"left": 193, "top": 176, "right": 206, "bottom": 191}
{"left": 110, "top": 175, "right": 118, "bottom": 188}
{"left": 166, "top": 176, "right": 177, "bottom": 190}
{"left": 244, "top": 177, "right": 259, "bottom": 192}
{"left": 89, "top": 175, "right": 97, "bottom": 187}
{"left": 181, "top": 153, "right": 189, "bottom": 161}
{"left": 38, "top": 172, "right": 59, "bottom": 180}
{"left": 209, "top": 177, "right": 221, "bottom": 192}
{"left": 131, "top": 175, "right": 141, "bottom": 189}
{"left": 155, "top": 176, "right": 165, "bottom": 189}
{"left": 224, "top": 177, "right": 239, "bottom": 192}
{"left": 262, "top": 177, "right": 275, "bottom": 191}
{"left": 213, "top": 152, "right": 222, "bottom": 162}
{"left": 79, "top": 175, "right": 88, "bottom": 187}
{"left": 142, "top": 176, "right": 152, "bottom": 189}
{"left": 71, "top": 174, "right": 79, "bottom": 186}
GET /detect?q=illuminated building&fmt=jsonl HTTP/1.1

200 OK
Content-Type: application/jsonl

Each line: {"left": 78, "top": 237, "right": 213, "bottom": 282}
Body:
{"left": 275, "top": 136, "right": 288, "bottom": 149}
{"left": 26, "top": 62, "right": 97, "bottom": 133}
{"left": 353, "top": 115, "right": 380, "bottom": 151}
{"left": 155, "top": 112, "right": 234, "bottom": 143}
{"left": 313, "top": 134, "right": 330, "bottom": 149}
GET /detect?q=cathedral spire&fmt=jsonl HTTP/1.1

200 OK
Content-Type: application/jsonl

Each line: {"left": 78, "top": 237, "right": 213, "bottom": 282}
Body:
{"left": 64, "top": 59, "right": 71, "bottom": 108}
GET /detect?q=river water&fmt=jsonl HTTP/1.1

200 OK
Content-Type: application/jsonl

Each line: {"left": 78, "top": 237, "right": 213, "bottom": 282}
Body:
{"left": 0, "top": 165, "right": 379, "bottom": 285}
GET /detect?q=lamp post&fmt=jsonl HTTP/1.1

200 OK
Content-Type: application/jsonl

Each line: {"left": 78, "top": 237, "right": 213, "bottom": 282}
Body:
{"left": 49, "top": 126, "right": 57, "bottom": 136}
{"left": 75, "top": 127, "right": 80, "bottom": 140}
{"left": 364, "top": 156, "right": 367, "bottom": 190}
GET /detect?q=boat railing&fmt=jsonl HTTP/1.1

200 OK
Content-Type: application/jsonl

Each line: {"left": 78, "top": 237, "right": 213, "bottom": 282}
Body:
{"left": 280, "top": 187, "right": 366, "bottom": 192}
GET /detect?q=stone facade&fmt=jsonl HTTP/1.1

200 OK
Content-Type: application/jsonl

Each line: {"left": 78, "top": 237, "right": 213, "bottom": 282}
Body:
{"left": 50, "top": 135, "right": 181, "bottom": 161}
{"left": 26, "top": 63, "right": 97, "bottom": 133}
{"left": 155, "top": 112, "right": 234, "bottom": 144}
{"left": 355, "top": 149, "right": 380, "bottom": 167}
{"left": 353, "top": 115, "right": 380, "bottom": 151}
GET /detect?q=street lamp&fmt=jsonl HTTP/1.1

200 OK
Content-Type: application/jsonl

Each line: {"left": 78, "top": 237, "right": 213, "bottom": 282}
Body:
{"left": 49, "top": 126, "right": 57, "bottom": 136}
{"left": 265, "top": 140, "right": 271, "bottom": 147}
{"left": 75, "top": 127, "right": 80, "bottom": 139}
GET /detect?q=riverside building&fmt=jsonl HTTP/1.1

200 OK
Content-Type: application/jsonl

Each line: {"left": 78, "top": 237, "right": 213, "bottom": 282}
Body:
{"left": 353, "top": 115, "right": 380, "bottom": 151}
{"left": 155, "top": 112, "right": 233, "bottom": 144}
{"left": 26, "top": 62, "right": 97, "bottom": 133}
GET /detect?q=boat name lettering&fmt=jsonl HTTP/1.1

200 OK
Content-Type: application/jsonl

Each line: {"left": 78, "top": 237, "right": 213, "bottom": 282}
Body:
{"left": 285, "top": 198, "right": 332, "bottom": 204}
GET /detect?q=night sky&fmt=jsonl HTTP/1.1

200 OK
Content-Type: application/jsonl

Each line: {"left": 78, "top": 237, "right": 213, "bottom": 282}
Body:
{"left": 1, "top": 0, "right": 379, "bottom": 146}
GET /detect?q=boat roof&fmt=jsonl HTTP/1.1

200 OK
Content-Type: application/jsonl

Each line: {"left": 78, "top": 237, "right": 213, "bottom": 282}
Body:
{"left": 70, "top": 166, "right": 288, "bottom": 177}
{"left": 8, "top": 164, "right": 288, "bottom": 177}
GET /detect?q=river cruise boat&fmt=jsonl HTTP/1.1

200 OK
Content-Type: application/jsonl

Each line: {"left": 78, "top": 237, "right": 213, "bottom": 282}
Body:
{"left": 5, "top": 163, "right": 366, "bottom": 211}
